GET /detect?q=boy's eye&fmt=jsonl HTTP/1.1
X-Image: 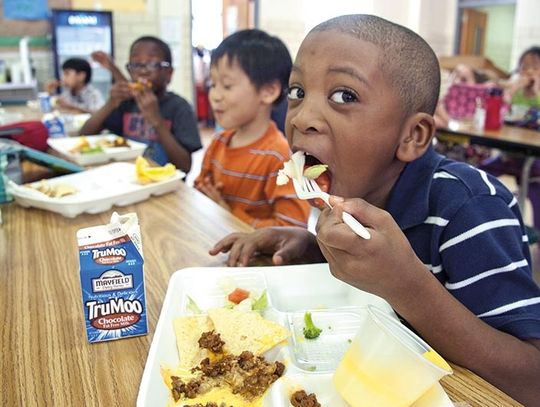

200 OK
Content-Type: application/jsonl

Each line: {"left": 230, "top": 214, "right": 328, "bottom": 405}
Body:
{"left": 288, "top": 86, "right": 304, "bottom": 100}
{"left": 330, "top": 90, "right": 358, "bottom": 104}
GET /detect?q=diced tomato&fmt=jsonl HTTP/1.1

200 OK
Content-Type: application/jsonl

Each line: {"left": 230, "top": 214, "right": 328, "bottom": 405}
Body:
{"left": 228, "top": 288, "right": 250, "bottom": 304}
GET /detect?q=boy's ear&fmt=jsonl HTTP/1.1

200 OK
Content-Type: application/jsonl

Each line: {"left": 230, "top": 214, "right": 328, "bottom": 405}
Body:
{"left": 259, "top": 80, "right": 282, "bottom": 105}
{"left": 396, "top": 112, "right": 435, "bottom": 162}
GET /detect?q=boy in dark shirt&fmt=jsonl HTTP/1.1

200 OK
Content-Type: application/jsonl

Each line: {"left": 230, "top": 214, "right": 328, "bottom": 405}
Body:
{"left": 81, "top": 36, "right": 201, "bottom": 172}
{"left": 209, "top": 15, "right": 540, "bottom": 405}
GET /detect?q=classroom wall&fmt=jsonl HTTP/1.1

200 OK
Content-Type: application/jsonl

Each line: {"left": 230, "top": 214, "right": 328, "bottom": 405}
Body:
{"left": 258, "top": 0, "right": 458, "bottom": 59}
{"left": 512, "top": 0, "right": 540, "bottom": 71}
{"left": 478, "top": 5, "right": 515, "bottom": 72}
{"left": 0, "top": 0, "right": 193, "bottom": 104}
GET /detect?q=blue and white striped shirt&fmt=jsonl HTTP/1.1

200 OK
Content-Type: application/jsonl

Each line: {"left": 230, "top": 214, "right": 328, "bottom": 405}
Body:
{"left": 387, "top": 146, "right": 540, "bottom": 339}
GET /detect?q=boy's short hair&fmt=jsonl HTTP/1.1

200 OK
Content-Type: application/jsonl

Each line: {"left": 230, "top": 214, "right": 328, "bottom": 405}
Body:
{"left": 62, "top": 58, "right": 92, "bottom": 84}
{"left": 312, "top": 14, "right": 440, "bottom": 117}
{"left": 130, "top": 36, "right": 172, "bottom": 64}
{"left": 211, "top": 29, "right": 292, "bottom": 105}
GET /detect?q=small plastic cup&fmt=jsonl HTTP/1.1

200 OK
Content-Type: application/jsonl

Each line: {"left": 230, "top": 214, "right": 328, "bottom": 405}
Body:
{"left": 333, "top": 305, "right": 452, "bottom": 407}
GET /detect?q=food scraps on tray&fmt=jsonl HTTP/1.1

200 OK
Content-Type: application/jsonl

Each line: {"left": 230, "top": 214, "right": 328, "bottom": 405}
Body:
{"left": 68, "top": 136, "right": 130, "bottom": 155}
{"left": 303, "top": 312, "right": 322, "bottom": 340}
{"left": 161, "top": 308, "right": 289, "bottom": 406}
{"left": 26, "top": 179, "right": 78, "bottom": 198}
{"left": 290, "top": 390, "right": 321, "bottom": 407}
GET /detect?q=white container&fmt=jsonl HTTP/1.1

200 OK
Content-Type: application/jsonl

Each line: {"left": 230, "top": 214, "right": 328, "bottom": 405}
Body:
{"left": 8, "top": 162, "right": 184, "bottom": 217}
{"left": 47, "top": 135, "right": 147, "bottom": 166}
{"left": 333, "top": 306, "right": 452, "bottom": 407}
{"left": 136, "top": 265, "right": 453, "bottom": 407}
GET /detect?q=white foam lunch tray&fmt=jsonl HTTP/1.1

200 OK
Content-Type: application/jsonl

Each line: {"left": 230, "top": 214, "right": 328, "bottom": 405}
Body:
{"left": 137, "top": 264, "right": 453, "bottom": 407}
{"left": 47, "top": 134, "right": 147, "bottom": 166}
{"left": 9, "top": 162, "right": 184, "bottom": 218}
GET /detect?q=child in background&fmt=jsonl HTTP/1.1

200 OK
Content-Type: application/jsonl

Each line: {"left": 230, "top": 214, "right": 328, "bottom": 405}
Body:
{"left": 479, "top": 46, "right": 540, "bottom": 230}
{"left": 209, "top": 15, "right": 540, "bottom": 404}
{"left": 195, "top": 29, "right": 310, "bottom": 228}
{"left": 80, "top": 36, "right": 201, "bottom": 172}
{"left": 45, "top": 58, "right": 104, "bottom": 113}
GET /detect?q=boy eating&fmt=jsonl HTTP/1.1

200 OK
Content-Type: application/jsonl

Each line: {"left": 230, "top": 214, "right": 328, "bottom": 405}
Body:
{"left": 209, "top": 15, "right": 540, "bottom": 404}
{"left": 46, "top": 58, "right": 104, "bottom": 113}
{"left": 195, "top": 29, "right": 310, "bottom": 228}
{"left": 80, "top": 36, "right": 201, "bottom": 172}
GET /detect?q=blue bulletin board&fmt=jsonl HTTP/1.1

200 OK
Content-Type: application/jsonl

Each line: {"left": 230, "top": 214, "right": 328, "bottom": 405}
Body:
{"left": 3, "top": 0, "right": 49, "bottom": 20}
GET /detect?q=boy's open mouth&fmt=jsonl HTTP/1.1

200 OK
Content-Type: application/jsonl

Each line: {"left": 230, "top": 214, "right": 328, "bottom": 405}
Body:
{"left": 304, "top": 153, "right": 332, "bottom": 209}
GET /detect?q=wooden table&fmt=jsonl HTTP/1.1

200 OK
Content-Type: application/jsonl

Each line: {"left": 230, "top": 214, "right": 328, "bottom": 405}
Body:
{"left": 437, "top": 121, "right": 540, "bottom": 210}
{"left": 0, "top": 184, "right": 522, "bottom": 406}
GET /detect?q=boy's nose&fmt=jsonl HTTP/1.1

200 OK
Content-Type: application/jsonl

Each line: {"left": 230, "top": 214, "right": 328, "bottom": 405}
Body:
{"left": 288, "top": 100, "right": 325, "bottom": 134}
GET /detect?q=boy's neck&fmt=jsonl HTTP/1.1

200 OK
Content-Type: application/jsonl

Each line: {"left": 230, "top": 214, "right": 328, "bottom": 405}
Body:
{"left": 228, "top": 110, "right": 273, "bottom": 148}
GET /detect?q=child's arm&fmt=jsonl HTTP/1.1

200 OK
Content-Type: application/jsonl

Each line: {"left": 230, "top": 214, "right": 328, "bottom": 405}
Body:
{"left": 209, "top": 227, "right": 323, "bottom": 267}
{"left": 91, "top": 51, "right": 128, "bottom": 83}
{"left": 44, "top": 79, "right": 60, "bottom": 95}
{"left": 132, "top": 89, "right": 194, "bottom": 172}
{"left": 317, "top": 196, "right": 540, "bottom": 406}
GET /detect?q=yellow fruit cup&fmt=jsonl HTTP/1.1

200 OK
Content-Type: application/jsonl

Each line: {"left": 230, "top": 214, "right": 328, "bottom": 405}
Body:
{"left": 333, "top": 305, "right": 452, "bottom": 407}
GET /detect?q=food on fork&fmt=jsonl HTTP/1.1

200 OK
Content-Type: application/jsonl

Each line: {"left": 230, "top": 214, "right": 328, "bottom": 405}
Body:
{"left": 276, "top": 151, "right": 327, "bottom": 186}
{"left": 135, "top": 156, "right": 176, "bottom": 184}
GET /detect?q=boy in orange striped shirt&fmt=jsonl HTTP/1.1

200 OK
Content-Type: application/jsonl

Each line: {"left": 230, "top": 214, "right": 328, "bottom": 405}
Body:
{"left": 195, "top": 29, "right": 310, "bottom": 228}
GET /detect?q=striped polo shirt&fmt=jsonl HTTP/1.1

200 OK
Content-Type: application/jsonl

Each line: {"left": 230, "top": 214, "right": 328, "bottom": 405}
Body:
{"left": 386, "top": 146, "right": 540, "bottom": 339}
{"left": 195, "top": 122, "right": 310, "bottom": 228}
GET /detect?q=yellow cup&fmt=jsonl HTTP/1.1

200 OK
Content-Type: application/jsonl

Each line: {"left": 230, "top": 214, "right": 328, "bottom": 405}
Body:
{"left": 333, "top": 306, "right": 452, "bottom": 407}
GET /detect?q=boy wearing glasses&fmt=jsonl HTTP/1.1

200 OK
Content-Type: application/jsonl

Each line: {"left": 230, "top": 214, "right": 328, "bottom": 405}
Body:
{"left": 81, "top": 36, "right": 201, "bottom": 172}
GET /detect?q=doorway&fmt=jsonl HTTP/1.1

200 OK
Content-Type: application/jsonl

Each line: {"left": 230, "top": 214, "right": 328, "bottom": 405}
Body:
{"left": 455, "top": 1, "right": 516, "bottom": 72}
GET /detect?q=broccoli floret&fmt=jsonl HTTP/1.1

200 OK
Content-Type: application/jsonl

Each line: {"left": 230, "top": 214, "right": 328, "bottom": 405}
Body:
{"left": 303, "top": 312, "right": 322, "bottom": 339}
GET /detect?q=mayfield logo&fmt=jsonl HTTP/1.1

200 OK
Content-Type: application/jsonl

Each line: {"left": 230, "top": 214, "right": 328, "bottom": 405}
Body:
{"left": 92, "top": 247, "right": 127, "bottom": 265}
{"left": 92, "top": 270, "right": 133, "bottom": 293}
{"left": 86, "top": 298, "right": 143, "bottom": 330}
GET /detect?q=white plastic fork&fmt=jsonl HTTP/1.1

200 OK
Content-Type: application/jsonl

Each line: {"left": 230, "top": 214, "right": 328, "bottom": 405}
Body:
{"left": 293, "top": 177, "right": 371, "bottom": 239}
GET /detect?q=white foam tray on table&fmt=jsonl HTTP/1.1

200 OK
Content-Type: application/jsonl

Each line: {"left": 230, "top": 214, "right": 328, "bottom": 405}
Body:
{"left": 9, "top": 162, "right": 184, "bottom": 218}
{"left": 47, "top": 134, "right": 147, "bottom": 166}
{"left": 137, "top": 264, "right": 453, "bottom": 407}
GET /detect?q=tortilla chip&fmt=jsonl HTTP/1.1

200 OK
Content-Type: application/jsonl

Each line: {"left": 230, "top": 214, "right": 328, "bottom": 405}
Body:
{"left": 208, "top": 308, "right": 289, "bottom": 356}
{"left": 173, "top": 315, "right": 213, "bottom": 369}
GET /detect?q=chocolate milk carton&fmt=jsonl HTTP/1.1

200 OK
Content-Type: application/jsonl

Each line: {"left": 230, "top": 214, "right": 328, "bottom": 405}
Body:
{"left": 77, "top": 212, "right": 147, "bottom": 343}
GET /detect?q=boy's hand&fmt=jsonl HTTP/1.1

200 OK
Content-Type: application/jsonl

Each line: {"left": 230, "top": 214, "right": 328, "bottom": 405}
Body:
{"left": 109, "top": 82, "right": 132, "bottom": 107}
{"left": 132, "top": 87, "right": 162, "bottom": 129}
{"left": 91, "top": 51, "right": 114, "bottom": 70}
{"left": 44, "top": 79, "right": 60, "bottom": 94}
{"left": 316, "top": 196, "right": 427, "bottom": 302}
{"left": 209, "top": 227, "right": 322, "bottom": 267}
{"left": 195, "top": 176, "right": 230, "bottom": 210}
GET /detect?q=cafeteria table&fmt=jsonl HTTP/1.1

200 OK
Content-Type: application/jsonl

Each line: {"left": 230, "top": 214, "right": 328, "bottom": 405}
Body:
{"left": 437, "top": 120, "right": 540, "bottom": 212}
{"left": 0, "top": 181, "right": 523, "bottom": 406}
